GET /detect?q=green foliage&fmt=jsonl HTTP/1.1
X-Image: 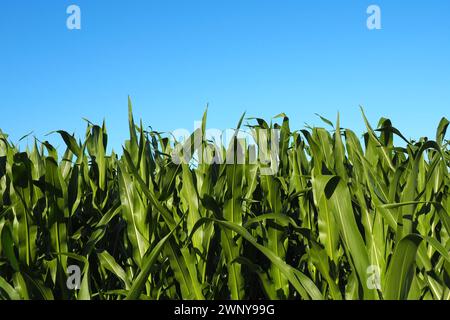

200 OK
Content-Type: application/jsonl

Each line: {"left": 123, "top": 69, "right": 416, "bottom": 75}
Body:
{"left": 0, "top": 101, "right": 449, "bottom": 300}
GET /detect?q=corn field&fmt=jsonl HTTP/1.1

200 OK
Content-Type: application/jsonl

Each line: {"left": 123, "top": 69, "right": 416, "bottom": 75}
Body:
{"left": 1, "top": 99, "right": 450, "bottom": 300}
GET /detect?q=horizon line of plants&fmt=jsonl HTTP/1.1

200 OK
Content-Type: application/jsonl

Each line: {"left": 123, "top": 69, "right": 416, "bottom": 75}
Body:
{"left": 1, "top": 98, "right": 450, "bottom": 300}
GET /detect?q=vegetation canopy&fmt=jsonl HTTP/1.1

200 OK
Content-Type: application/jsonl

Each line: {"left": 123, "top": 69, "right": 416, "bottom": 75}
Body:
{"left": 0, "top": 98, "right": 449, "bottom": 300}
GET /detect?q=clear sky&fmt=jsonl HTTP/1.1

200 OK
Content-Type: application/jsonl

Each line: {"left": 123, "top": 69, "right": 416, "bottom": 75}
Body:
{"left": 0, "top": 0, "right": 449, "bottom": 152}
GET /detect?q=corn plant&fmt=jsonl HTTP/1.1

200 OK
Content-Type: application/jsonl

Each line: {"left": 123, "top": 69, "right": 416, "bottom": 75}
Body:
{"left": 1, "top": 98, "right": 449, "bottom": 300}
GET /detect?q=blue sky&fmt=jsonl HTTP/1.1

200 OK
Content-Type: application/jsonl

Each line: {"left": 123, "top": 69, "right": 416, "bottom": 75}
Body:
{"left": 0, "top": 0, "right": 449, "bottom": 152}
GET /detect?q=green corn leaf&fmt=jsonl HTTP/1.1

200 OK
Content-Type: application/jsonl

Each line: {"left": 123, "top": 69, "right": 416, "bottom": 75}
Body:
{"left": 384, "top": 234, "right": 422, "bottom": 300}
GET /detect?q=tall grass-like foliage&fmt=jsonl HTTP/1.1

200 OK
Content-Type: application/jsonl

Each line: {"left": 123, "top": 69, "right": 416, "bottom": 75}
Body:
{"left": 1, "top": 99, "right": 449, "bottom": 300}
